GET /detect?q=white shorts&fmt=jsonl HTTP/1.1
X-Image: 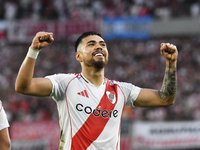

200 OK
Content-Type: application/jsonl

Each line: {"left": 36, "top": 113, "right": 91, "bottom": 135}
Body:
{"left": 0, "top": 101, "right": 9, "bottom": 131}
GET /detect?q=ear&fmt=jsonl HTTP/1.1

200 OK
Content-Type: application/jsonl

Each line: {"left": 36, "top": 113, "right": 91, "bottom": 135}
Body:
{"left": 75, "top": 52, "right": 83, "bottom": 62}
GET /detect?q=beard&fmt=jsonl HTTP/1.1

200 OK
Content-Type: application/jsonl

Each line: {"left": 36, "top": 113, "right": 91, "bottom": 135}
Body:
{"left": 83, "top": 57, "right": 108, "bottom": 69}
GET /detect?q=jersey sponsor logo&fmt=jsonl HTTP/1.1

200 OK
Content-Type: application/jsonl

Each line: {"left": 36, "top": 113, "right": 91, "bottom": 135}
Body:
{"left": 77, "top": 90, "right": 89, "bottom": 98}
{"left": 76, "top": 103, "right": 118, "bottom": 118}
{"left": 106, "top": 91, "right": 116, "bottom": 104}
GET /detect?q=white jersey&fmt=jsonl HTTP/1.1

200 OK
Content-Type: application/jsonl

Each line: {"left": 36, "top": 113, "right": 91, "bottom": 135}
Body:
{"left": 46, "top": 73, "right": 141, "bottom": 150}
{"left": 0, "top": 101, "right": 9, "bottom": 131}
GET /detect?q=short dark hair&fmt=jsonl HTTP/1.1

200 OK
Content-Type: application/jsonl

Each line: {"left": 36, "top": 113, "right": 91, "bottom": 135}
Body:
{"left": 75, "top": 31, "right": 102, "bottom": 52}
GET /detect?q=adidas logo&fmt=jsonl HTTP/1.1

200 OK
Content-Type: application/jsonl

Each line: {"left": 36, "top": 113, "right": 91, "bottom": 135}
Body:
{"left": 77, "top": 90, "right": 89, "bottom": 98}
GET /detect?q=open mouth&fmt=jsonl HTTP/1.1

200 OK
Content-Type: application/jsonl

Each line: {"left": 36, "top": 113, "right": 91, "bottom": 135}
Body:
{"left": 94, "top": 53, "right": 103, "bottom": 56}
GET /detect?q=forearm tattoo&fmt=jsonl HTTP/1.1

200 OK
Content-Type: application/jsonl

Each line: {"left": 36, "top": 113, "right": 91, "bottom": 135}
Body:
{"left": 158, "top": 64, "right": 177, "bottom": 100}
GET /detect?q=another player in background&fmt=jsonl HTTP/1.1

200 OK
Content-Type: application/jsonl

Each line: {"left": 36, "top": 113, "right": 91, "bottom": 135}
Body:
{"left": 0, "top": 101, "right": 11, "bottom": 150}
{"left": 15, "top": 31, "right": 178, "bottom": 150}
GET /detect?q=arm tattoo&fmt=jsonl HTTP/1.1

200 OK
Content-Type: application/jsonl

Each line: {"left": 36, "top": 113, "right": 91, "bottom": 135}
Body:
{"left": 158, "top": 64, "right": 177, "bottom": 100}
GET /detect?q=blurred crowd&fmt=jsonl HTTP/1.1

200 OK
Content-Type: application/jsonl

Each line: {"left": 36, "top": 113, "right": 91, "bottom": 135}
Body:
{"left": 1, "top": 35, "right": 200, "bottom": 124}
{"left": 0, "top": 0, "right": 200, "bottom": 21}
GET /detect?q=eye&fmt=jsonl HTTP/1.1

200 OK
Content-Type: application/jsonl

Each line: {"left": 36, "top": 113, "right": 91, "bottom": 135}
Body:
{"left": 101, "top": 43, "right": 106, "bottom": 47}
{"left": 88, "top": 43, "right": 94, "bottom": 46}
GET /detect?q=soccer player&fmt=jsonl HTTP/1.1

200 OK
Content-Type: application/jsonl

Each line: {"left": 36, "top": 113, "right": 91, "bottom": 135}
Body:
{"left": 0, "top": 101, "right": 11, "bottom": 150}
{"left": 15, "top": 31, "right": 178, "bottom": 150}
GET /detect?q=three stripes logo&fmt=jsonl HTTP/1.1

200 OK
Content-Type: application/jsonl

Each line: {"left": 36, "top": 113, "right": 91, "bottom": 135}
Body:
{"left": 77, "top": 90, "right": 89, "bottom": 98}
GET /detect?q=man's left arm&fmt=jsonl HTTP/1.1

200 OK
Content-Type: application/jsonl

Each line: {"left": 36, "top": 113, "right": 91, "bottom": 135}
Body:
{"left": 134, "top": 43, "right": 178, "bottom": 107}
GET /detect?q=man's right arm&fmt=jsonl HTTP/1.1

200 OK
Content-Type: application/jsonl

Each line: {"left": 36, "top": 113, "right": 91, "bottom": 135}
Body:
{"left": 15, "top": 31, "right": 54, "bottom": 97}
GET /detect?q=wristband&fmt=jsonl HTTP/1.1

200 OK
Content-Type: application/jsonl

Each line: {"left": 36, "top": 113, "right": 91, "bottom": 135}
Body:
{"left": 27, "top": 47, "right": 41, "bottom": 59}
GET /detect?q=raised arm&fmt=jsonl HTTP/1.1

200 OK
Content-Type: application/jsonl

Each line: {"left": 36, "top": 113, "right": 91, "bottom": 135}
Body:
{"left": 15, "top": 31, "right": 54, "bottom": 97}
{"left": 134, "top": 43, "right": 178, "bottom": 107}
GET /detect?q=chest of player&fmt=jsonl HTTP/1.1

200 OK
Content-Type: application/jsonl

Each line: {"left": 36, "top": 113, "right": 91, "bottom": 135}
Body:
{"left": 65, "top": 78, "right": 125, "bottom": 120}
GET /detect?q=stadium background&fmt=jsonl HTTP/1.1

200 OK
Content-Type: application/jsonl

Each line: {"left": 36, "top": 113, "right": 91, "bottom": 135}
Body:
{"left": 1, "top": 0, "right": 200, "bottom": 149}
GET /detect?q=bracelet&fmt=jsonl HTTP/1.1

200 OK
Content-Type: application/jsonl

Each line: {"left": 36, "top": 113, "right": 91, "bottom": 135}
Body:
{"left": 27, "top": 47, "right": 41, "bottom": 59}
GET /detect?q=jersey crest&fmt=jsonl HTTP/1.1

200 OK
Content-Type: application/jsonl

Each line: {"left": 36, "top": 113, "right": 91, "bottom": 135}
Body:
{"left": 106, "top": 91, "right": 116, "bottom": 104}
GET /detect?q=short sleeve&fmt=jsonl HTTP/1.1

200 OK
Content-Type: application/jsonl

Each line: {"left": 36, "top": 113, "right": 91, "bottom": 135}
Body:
{"left": 126, "top": 85, "right": 141, "bottom": 107}
{"left": 117, "top": 81, "right": 141, "bottom": 107}
{"left": 45, "top": 74, "right": 66, "bottom": 102}
{"left": 45, "top": 73, "right": 77, "bottom": 102}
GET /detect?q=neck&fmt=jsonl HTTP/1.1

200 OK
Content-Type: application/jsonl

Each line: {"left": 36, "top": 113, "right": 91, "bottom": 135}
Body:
{"left": 81, "top": 67, "right": 104, "bottom": 88}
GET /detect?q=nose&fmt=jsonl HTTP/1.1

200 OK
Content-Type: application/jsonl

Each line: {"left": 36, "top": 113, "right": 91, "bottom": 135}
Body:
{"left": 95, "top": 44, "right": 103, "bottom": 50}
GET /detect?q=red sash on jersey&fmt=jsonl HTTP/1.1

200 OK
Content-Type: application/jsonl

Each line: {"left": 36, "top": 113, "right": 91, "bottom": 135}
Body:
{"left": 71, "top": 80, "right": 118, "bottom": 150}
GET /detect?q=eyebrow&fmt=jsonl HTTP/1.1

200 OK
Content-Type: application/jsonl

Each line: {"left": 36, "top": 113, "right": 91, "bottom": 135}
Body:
{"left": 86, "top": 40, "right": 106, "bottom": 45}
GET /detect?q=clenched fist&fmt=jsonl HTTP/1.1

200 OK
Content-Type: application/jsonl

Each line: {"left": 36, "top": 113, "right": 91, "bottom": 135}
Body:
{"left": 30, "top": 31, "right": 54, "bottom": 50}
{"left": 160, "top": 43, "right": 178, "bottom": 63}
